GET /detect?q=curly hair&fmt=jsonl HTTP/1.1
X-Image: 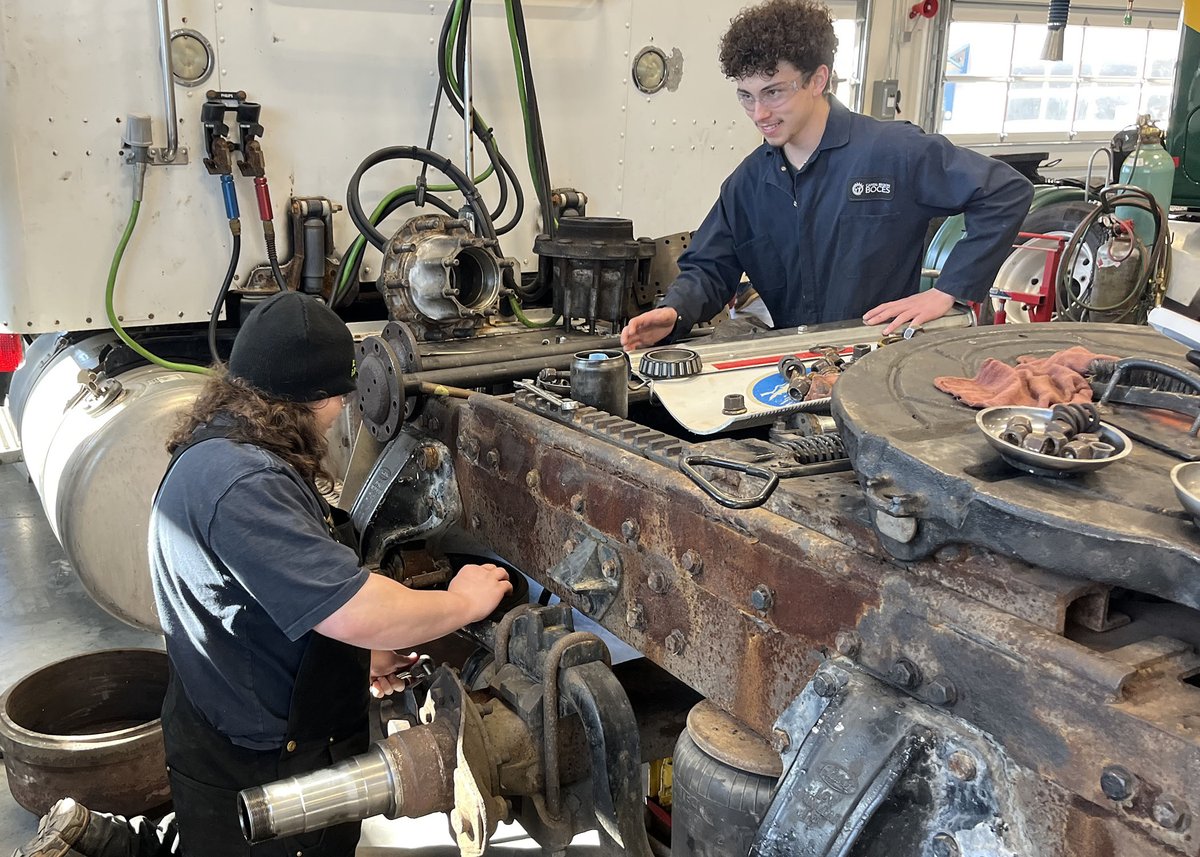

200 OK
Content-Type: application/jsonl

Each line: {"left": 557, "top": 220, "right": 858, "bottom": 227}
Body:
{"left": 167, "top": 367, "right": 331, "bottom": 486}
{"left": 719, "top": 0, "right": 838, "bottom": 87}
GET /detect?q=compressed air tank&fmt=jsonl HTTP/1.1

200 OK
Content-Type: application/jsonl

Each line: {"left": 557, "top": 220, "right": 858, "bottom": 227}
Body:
{"left": 14, "top": 334, "right": 205, "bottom": 631}
{"left": 1118, "top": 116, "right": 1175, "bottom": 245}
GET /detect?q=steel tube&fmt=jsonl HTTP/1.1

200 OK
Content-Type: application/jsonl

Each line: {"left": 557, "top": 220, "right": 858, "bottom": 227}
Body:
{"left": 238, "top": 747, "right": 394, "bottom": 843}
{"left": 420, "top": 335, "right": 623, "bottom": 371}
{"left": 155, "top": 0, "right": 180, "bottom": 162}
{"left": 406, "top": 349, "right": 613, "bottom": 391}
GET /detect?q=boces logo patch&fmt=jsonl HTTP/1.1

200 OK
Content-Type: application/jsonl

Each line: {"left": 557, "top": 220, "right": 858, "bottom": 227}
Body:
{"left": 848, "top": 177, "right": 894, "bottom": 200}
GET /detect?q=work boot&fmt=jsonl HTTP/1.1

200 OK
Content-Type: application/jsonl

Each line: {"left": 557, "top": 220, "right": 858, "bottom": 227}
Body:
{"left": 10, "top": 797, "right": 90, "bottom": 857}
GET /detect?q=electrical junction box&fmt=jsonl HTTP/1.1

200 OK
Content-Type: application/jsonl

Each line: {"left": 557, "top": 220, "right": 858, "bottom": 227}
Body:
{"left": 871, "top": 79, "right": 900, "bottom": 119}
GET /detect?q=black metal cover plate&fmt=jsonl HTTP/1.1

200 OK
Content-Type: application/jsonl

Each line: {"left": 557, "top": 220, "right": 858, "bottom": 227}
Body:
{"left": 833, "top": 323, "right": 1200, "bottom": 608}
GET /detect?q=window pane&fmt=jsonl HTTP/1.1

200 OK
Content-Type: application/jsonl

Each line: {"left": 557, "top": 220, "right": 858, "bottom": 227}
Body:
{"left": 1080, "top": 27, "right": 1147, "bottom": 76}
{"left": 945, "top": 22, "right": 1014, "bottom": 78}
{"left": 941, "top": 81, "right": 1008, "bottom": 134}
{"left": 1011, "top": 24, "right": 1082, "bottom": 77}
{"left": 1075, "top": 83, "right": 1142, "bottom": 131}
{"left": 831, "top": 18, "right": 858, "bottom": 103}
{"left": 1147, "top": 28, "right": 1179, "bottom": 79}
{"left": 1006, "top": 80, "right": 1073, "bottom": 131}
{"left": 1142, "top": 85, "right": 1173, "bottom": 126}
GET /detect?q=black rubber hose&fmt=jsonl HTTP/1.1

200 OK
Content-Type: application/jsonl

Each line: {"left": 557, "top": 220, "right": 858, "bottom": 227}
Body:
{"left": 511, "top": 0, "right": 555, "bottom": 238}
{"left": 437, "top": 0, "right": 522, "bottom": 233}
{"left": 346, "top": 146, "right": 496, "bottom": 252}
{"left": 208, "top": 224, "right": 242, "bottom": 364}
{"left": 332, "top": 189, "right": 460, "bottom": 305}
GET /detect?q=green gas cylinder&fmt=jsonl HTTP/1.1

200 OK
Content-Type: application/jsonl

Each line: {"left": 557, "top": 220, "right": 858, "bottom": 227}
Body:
{"left": 1118, "top": 115, "right": 1175, "bottom": 245}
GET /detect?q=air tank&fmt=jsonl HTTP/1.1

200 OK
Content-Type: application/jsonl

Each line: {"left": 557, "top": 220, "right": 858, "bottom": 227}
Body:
{"left": 14, "top": 335, "right": 205, "bottom": 631}
{"left": 1118, "top": 115, "right": 1175, "bottom": 246}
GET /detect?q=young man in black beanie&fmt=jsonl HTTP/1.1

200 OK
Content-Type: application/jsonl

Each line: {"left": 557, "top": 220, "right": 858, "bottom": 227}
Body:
{"left": 14, "top": 291, "right": 512, "bottom": 857}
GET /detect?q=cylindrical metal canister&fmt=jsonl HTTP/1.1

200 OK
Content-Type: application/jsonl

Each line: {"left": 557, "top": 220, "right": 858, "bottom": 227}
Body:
{"left": 570, "top": 349, "right": 629, "bottom": 417}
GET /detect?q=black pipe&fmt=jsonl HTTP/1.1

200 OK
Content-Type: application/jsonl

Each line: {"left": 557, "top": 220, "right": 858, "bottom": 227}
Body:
{"left": 404, "top": 348, "right": 615, "bottom": 391}
{"left": 208, "top": 224, "right": 241, "bottom": 364}
{"left": 419, "top": 335, "right": 621, "bottom": 371}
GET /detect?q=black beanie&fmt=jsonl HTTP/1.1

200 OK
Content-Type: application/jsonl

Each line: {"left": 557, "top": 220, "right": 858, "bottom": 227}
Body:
{"left": 228, "top": 291, "right": 356, "bottom": 403}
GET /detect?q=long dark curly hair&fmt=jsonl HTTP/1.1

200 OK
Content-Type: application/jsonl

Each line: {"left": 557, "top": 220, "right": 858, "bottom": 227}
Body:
{"left": 719, "top": 0, "right": 838, "bottom": 89}
{"left": 167, "top": 367, "right": 330, "bottom": 485}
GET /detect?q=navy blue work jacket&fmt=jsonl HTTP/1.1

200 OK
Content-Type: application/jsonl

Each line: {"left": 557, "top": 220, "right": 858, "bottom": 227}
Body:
{"left": 661, "top": 98, "right": 1034, "bottom": 333}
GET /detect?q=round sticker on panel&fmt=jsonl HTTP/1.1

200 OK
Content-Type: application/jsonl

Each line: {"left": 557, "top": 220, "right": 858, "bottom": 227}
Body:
{"left": 751, "top": 371, "right": 794, "bottom": 407}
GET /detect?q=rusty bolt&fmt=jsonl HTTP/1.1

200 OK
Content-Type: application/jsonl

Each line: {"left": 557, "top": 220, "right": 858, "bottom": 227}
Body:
{"left": 1100, "top": 765, "right": 1138, "bottom": 802}
{"left": 418, "top": 446, "right": 442, "bottom": 472}
{"left": 1152, "top": 795, "right": 1191, "bottom": 831}
{"left": 811, "top": 668, "right": 847, "bottom": 698}
{"left": 946, "top": 750, "right": 978, "bottom": 781}
{"left": 570, "top": 493, "right": 585, "bottom": 513}
{"left": 626, "top": 601, "right": 646, "bottom": 631}
{"left": 426, "top": 416, "right": 441, "bottom": 432}
{"left": 563, "top": 538, "right": 577, "bottom": 554}
{"left": 927, "top": 676, "right": 958, "bottom": 707}
{"left": 929, "top": 832, "right": 960, "bottom": 857}
{"left": 578, "top": 594, "right": 595, "bottom": 614}
{"left": 621, "top": 519, "right": 640, "bottom": 542}
{"left": 485, "top": 449, "right": 500, "bottom": 468}
{"left": 665, "top": 629, "right": 686, "bottom": 656}
{"left": 890, "top": 658, "right": 922, "bottom": 690}
{"left": 772, "top": 728, "right": 791, "bottom": 752}
{"left": 750, "top": 584, "right": 775, "bottom": 612}
{"left": 834, "top": 631, "right": 861, "bottom": 658}
{"left": 601, "top": 559, "right": 620, "bottom": 581}
{"left": 647, "top": 570, "right": 668, "bottom": 594}
{"left": 525, "top": 469, "right": 539, "bottom": 489}
{"left": 680, "top": 550, "right": 704, "bottom": 577}
{"left": 470, "top": 515, "right": 481, "bottom": 530}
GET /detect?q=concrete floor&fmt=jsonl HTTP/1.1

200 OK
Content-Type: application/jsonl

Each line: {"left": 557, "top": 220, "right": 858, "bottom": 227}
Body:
{"left": 0, "top": 459, "right": 600, "bottom": 855}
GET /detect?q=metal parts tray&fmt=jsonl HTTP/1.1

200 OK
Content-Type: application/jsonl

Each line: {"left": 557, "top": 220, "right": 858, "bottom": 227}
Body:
{"left": 833, "top": 323, "right": 1200, "bottom": 608}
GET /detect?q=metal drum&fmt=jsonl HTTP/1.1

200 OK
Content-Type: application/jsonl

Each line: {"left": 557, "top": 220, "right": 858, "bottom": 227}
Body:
{"left": 0, "top": 648, "right": 170, "bottom": 816}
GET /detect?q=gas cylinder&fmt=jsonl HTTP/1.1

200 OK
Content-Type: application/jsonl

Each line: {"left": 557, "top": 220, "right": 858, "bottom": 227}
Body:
{"left": 1117, "top": 115, "right": 1175, "bottom": 245}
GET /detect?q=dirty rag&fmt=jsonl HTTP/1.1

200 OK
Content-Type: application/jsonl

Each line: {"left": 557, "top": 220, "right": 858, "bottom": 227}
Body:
{"left": 934, "top": 345, "right": 1117, "bottom": 408}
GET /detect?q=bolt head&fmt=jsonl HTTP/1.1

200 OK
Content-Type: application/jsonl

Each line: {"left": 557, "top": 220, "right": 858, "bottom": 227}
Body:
{"left": 578, "top": 594, "right": 595, "bottom": 614}
{"left": 750, "top": 584, "right": 774, "bottom": 612}
{"left": 525, "top": 470, "right": 539, "bottom": 488}
{"left": 665, "top": 629, "right": 686, "bottom": 655}
{"left": 1152, "top": 795, "right": 1190, "bottom": 831}
{"left": 929, "top": 832, "right": 960, "bottom": 857}
{"left": 772, "top": 728, "right": 791, "bottom": 752}
{"left": 626, "top": 602, "right": 646, "bottom": 630}
{"left": 621, "top": 519, "right": 640, "bottom": 541}
{"left": 927, "top": 676, "right": 957, "bottom": 707}
{"left": 890, "top": 658, "right": 921, "bottom": 690}
{"left": 470, "top": 515, "right": 481, "bottom": 529}
{"left": 571, "top": 493, "right": 585, "bottom": 513}
{"left": 647, "top": 570, "right": 668, "bottom": 593}
{"left": 811, "top": 669, "right": 846, "bottom": 698}
{"left": 1100, "top": 765, "right": 1137, "bottom": 802}
{"left": 680, "top": 550, "right": 703, "bottom": 577}
{"left": 946, "top": 750, "right": 978, "bottom": 782}
{"left": 601, "top": 559, "right": 620, "bottom": 581}
{"left": 834, "top": 631, "right": 861, "bottom": 657}
{"left": 486, "top": 449, "right": 500, "bottom": 467}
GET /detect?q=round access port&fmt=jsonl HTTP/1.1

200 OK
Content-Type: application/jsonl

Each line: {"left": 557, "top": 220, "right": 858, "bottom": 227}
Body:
{"left": 0, "top": 648, "right": 171, "bottom": 816}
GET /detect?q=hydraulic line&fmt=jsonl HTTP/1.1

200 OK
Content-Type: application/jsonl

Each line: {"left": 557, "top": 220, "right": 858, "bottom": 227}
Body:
{"left": 105, "top": 201, "right": 209, "bottom": 375}
{"left": 254, "top": 177, "right": 288, "bottom": 292}
{"left": 208, "top": 174, "right": 243, "bottom": 363}
{"left": 345, "top": 146, "right": 496, "bottom": 253}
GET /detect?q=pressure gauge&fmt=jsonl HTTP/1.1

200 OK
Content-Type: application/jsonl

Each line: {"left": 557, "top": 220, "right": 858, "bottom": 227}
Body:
{"left": 632, "top": 46, "right": 669, "bottom": 94}
{"left": 170, "top": 29, "right": 214, "bottom": 87}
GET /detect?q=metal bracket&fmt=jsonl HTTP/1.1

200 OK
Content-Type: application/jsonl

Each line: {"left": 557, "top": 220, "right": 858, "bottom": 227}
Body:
{"left": 545, "top": 533, "right": 622, "bottom": 620}
{"left": 122, "top": 146, "right": 190, "bottom": 167}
